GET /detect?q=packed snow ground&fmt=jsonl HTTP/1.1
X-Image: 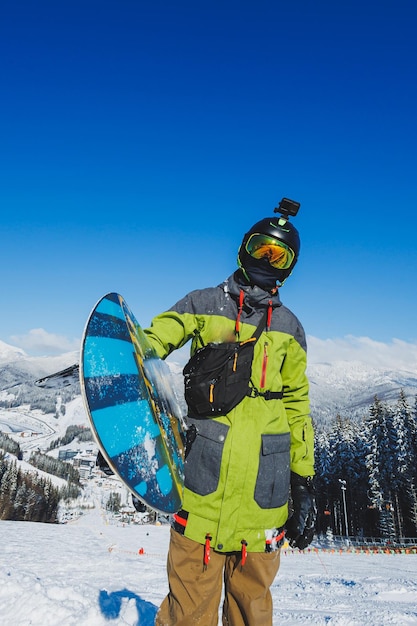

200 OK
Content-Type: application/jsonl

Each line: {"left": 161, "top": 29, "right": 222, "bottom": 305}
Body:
{"left": 1, "top": 506, "right": 417, "bottom": 626}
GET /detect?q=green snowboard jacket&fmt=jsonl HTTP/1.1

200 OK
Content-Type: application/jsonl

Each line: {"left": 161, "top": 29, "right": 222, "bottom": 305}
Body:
{"left": 144, "top": 271, "right": 314, "bottom": 553}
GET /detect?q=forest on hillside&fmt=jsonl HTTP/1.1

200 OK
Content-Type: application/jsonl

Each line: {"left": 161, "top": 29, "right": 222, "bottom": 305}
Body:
{"left": 314, "top": 391, "right": 417, "bottom": 541}
{"left": 0, "top": 453, "right": 81, "bottom": 522}
{"left": 0, "top": 431, "right": 81, "bottom": 522}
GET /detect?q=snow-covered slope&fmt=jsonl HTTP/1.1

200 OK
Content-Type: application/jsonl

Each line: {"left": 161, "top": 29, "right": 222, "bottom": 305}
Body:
{"left": 1, "top": 506, "right": 417, "bottom": 626}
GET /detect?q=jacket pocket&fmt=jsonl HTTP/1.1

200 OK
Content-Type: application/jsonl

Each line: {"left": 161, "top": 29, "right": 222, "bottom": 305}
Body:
{"left": 184, "top": 419, "right": 230, "bottom": 496}
{"left": 254, "top": 432, "right": 291, "bottom": 509}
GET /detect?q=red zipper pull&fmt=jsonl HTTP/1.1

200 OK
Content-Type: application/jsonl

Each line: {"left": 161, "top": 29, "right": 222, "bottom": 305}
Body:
{"left": 241, "top": 540, "right": 248, "bottom": 568}
{"left": 260, "top": 342, "right": 268, "bottom": 388}
{"left": 235, "top": 290, "right": 245, "bottom": 335}
{"left": 259, "top": 301, "right": 272, "bottom": 389}
{"left": 267, "top": 299, "right": 273, "bottom": 331}
{"left": 204, "top": 533, "right": 212, "bottom": 570}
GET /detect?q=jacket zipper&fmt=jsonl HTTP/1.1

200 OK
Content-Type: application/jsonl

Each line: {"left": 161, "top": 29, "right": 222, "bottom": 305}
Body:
{"left": 260, "top": 300, "right": 273, "bottom": 389}
{"left": 235, "top": 289, "right": 245, "bottom": 336}
{"left": 260, "top": 342, "right": 268, "bottom": 388}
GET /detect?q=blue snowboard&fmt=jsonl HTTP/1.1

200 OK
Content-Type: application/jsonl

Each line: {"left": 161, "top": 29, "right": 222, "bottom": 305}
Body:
{"left": 80, "top": 293, "right": 185, "bottom": 514}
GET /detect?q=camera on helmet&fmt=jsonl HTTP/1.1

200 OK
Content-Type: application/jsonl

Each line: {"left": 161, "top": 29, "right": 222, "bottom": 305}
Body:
{"left": 274, "top": 197, "right": 300, "bottom": 219}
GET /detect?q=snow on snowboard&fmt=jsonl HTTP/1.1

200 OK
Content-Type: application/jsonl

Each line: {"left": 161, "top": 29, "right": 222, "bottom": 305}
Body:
{"left": 80, "top": 292, "right": 185, "bottom": 514}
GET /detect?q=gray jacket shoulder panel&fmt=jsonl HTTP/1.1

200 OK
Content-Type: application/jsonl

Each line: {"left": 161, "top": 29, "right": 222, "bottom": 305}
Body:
{"left": 271, "top": 305, "right": 307, "bottom": 352}
{"left": 168, "top": 272, "right": 306, "bottom": 351}
{"left": 169, "top": 284, "right": 236, "bottom": 321}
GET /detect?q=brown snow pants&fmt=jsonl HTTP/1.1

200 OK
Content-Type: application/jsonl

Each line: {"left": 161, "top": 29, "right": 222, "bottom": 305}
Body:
{"left": 155, "top": 528, "right": 281, "bottom": 626}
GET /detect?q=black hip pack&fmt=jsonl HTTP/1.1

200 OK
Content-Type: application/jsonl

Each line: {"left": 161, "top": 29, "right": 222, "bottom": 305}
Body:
{"left": 183, "top": 309, "right": 283, "bottom": 417}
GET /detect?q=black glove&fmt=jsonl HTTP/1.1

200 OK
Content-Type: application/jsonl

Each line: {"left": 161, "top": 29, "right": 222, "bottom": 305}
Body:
{"left": 285, "top": 472, "right": 317, "bottom": 550}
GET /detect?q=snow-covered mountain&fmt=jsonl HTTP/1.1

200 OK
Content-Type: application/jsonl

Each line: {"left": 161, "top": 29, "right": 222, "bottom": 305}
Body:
{"left": 1, "top": 339, "right": 417, "bottom": 431}
{"left": 0, "top": 340, "right": 85, "bottom": 446}
{"left": 307, "top": 360, "right": 417, "bottom": 426}
{"left": 0, "top": 339, "right": 79, "bottom": 392}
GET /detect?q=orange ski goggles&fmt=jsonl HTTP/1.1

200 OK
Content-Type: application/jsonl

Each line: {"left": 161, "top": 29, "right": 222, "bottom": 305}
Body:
{"left": 245, "top": 234, "right": 295, "bottom": 270}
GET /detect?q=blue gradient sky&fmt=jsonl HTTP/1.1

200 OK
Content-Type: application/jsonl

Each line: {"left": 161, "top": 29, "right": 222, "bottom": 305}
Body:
{"left": 1, "top": 1, "right": 417, "bottom": 364}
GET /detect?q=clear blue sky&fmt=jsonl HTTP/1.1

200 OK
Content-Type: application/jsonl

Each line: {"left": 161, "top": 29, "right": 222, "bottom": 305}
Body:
{"left": 1, "top": 0, "right": 417, "bottom": 358}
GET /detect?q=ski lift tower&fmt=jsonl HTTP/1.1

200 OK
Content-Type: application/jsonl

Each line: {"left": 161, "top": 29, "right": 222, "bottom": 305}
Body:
{"left": 339, "top": 479, "right": 350, "bottom": 545}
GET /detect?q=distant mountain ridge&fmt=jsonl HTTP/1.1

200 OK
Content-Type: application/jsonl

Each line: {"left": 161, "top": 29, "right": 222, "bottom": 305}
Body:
{"left": 0, "top": 339, "right": 78, "bottom": 381}
{"left": 0, "top": 340, "right": 81, "bottom": 418}
{"left": 1, "top": 340, "right": 417, "bottom": 428}
{"left": 307, "top": 360, "right": 417, "bottom": 425}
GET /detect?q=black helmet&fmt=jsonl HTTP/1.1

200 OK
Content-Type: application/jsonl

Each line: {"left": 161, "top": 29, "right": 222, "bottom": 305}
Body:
{"left": 237, "top": 215, "right": 300, "bottom": 290}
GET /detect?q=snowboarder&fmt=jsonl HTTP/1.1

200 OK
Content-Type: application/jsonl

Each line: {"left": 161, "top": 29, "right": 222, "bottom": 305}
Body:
{"left": 144, "top": 199, "right": 316, "bottom": 626}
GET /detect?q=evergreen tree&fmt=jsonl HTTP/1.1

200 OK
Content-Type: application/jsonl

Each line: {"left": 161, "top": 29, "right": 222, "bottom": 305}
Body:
{"left": 314, "top": 416, "right": 369, "bottom": 537}
{"left": 23, "top": 487, "right": 40, "bottom": 522}
{"left": 392, "top": 390, "right": 417, "bottom": 536}
{"left": 106, "top": 492, "right": 121, "bottom": 513}
{"left": 411, "top": 396, "right": 417, "bottom": 478}
{"left": 0, "top": 432, "right": 22, "bottom": 458}
{"left": 29, "top": 451, "right": 81, "bottom": 484}
{"left": 366, "top": 396, "right": 397, "bottom": 539}
{"left": 0, "top": 456, "right": 63, "bottom": 523}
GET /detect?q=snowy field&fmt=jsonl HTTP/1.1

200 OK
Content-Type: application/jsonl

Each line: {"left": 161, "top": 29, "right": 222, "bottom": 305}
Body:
{"left": 1, "top": 507, "right": 417, "bottom": 626}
